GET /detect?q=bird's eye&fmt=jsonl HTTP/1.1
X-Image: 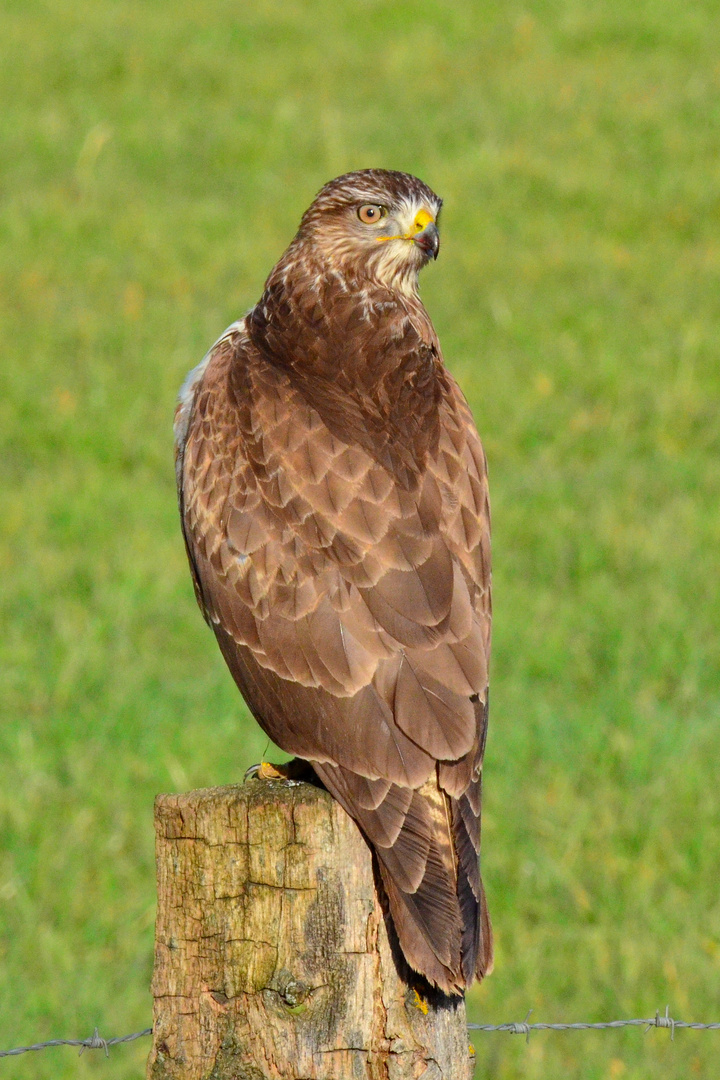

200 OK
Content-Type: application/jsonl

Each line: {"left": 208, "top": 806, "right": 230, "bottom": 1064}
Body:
{"left": 358, "top": 204, "right": 385, "bottom": 224}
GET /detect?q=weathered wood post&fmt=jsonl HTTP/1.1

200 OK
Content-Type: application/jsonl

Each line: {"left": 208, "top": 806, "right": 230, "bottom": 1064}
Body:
{"left": 147, "top": 778, "right": 474, "bottom": 1079}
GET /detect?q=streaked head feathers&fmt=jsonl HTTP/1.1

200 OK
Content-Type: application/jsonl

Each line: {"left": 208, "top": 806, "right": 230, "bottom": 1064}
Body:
{"left": 289, "top": 169, "right": 443, "bottom": 294}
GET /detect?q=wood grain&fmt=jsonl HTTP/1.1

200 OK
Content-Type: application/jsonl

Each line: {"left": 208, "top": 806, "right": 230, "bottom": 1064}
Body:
{"left": 147, "top": 779, "right": 474, "bottom": 1079}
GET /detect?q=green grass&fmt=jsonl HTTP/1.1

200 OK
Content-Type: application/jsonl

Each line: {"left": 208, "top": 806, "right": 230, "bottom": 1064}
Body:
{"left": 1, "top": 0, "right": 720, "bottom": 1076}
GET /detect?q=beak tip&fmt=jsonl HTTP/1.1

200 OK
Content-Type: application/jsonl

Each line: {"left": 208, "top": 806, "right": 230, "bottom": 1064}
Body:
{"left": 414, "top": 222, "right": 440, "bottom": 261}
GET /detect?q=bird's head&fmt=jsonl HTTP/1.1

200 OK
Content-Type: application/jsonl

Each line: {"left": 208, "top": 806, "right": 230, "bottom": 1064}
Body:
{"left": 293, "top": 169, "right": 442, "bottom": 296}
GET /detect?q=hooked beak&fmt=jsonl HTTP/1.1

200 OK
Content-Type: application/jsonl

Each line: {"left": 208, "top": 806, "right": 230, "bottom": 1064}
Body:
{"left": 413, "top": 221, "right": 440, "bottom": 260}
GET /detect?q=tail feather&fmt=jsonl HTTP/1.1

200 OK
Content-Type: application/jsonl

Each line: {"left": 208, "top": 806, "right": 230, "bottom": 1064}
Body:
{"left": 313, "top": 760, "right": 491, "bottom": 994}
{"left": 453, "top": 792, "right": 493, "bottom": 983}
{"left": 478, "top": 877, "right": 494, "bottom": 979}
{"left": 377, "top": 859, "right": 463, "bottom": 993}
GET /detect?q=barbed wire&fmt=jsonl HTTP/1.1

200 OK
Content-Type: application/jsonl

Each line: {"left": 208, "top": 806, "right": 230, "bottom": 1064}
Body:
{"left": 468, "top": 1007, "right": 720, "bottom": 1043}
{"left": 0, "top": 1027, "right": 152, "bottom": 1059}
{"left": 2, "top": 1007, "right": 719, "bottom": 1060}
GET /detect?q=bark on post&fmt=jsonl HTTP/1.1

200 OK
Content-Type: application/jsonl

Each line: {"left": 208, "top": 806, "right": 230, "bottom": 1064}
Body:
{"left": 147, "top": 779, "right": 475, "bottom": 1080}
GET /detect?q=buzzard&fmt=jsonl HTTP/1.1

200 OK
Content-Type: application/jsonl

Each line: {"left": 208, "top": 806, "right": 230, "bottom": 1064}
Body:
{"left": 175, "top": 170, "right": 493, "bottom": 994}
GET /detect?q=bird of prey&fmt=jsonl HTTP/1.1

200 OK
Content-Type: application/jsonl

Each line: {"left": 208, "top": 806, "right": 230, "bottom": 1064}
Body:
{"left": 175, "top": 170, "right": 492, "bottom": 994}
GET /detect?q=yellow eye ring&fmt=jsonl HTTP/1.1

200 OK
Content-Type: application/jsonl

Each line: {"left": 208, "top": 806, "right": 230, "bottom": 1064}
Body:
{"left": 357, "top": 204, "right": 385, "bottom": 224}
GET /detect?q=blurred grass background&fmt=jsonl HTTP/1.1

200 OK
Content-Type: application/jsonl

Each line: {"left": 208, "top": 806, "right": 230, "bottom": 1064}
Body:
{"left": 1, "top": 0, "right": 719, "bottom": 1076}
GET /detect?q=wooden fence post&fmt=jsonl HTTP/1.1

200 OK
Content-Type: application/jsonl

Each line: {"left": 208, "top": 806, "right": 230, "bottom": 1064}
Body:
{"left": 147, "top": 779, "right": 474, "bottom": 1079}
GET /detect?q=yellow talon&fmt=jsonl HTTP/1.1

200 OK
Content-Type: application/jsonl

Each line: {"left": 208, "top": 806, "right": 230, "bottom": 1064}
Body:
{"left": 244, "top": 761, "right": 287, "bottom": 781}
{"left": 413, "top": 988, "right": 429, "bottom": 1014}
{"left": 244, "top": 759, "right": 311, "bottom": 782}
{"left": 257, "top": 761, "right": 287, "bottom": 780}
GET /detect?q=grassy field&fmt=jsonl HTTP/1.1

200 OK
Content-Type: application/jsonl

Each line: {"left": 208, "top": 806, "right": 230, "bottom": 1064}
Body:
{"left": 1, "top": 0, "right": 720, "bottom": 1076}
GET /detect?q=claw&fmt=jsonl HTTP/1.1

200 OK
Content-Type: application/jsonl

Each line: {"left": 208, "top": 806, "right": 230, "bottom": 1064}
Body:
{"left": 244, "top": 761, "right": 286, "bottom": 781}
{"left": 412, "top": 989, "right": 429, "bottom": 1015}
{"left": 244, "top": 759, "right": 313, "bottom": 783}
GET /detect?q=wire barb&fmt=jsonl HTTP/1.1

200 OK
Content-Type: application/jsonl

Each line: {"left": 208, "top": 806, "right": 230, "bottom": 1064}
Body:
{"left": 647, "top": 1006, "right": 676, "bottom": 1041}
{"left": 508, "top": 1010, "right": 533, "bottom": 1043}
{"left": 79, "top": 1027, "right": 109, "bottom": 1057}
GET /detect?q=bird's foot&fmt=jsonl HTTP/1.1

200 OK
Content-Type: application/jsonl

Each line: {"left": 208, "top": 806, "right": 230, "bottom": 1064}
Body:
{"left": 244, "top": 758, "right": 313, "bottom": 784}
{"left": 412, "top": 988, "right": 429, "bottom": 1015}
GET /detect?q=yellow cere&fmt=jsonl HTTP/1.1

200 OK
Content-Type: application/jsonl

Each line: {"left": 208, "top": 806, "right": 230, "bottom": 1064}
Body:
{"left": 412, "top": 208, "right": 434, "bottom": 234}
{"left": 375, "top": 206, "right": 435, "bottom": 243}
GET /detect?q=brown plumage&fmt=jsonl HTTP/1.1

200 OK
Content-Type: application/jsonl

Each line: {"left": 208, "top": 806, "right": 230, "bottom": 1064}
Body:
{"left": 175, "top": 169, "right": 493, "bottom": 994}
